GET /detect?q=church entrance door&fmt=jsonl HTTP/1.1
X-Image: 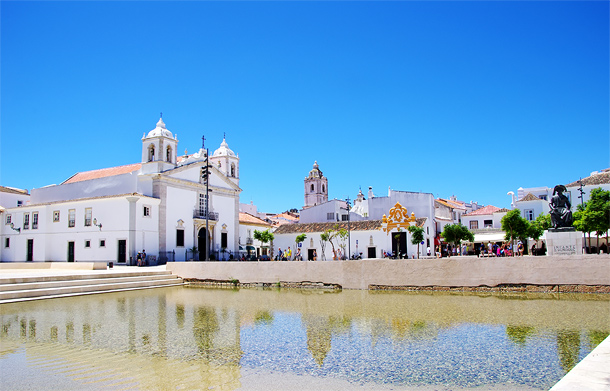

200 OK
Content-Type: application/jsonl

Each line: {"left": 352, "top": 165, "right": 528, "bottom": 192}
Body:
{"left": 198, "top": 228, "right": 208, "bottom": 261}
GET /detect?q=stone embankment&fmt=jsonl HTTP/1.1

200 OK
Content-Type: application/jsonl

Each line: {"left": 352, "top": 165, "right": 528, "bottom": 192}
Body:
{"left": 168, "top": 254, "right": 610, "bottom": 292}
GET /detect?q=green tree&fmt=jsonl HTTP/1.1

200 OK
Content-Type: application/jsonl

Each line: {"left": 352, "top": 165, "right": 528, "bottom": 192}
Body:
{"left": 527, "top": 213, "right": 551, "bottom": 254}
{"left": 407, "top": 225, "right": 425, "bottom": 258}
{"left": 253, "top": 229, "right": 274, "bottom": 259}
{"left": 501, "top": 210, "right": 530, "bottom": 250}
{"left": 574, "top": 188, "right": 610, "bottom": 252}
{"left": 322, "top": 225, "right": 348, "bottom": 260}
{"left": 441, "top": 224, "right": 474, "bottom": 249}
{"left": 295, "top": 234, "right": 307, "bottom": 260}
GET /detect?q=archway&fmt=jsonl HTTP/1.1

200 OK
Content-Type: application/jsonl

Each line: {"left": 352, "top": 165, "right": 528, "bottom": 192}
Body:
{"left": 197, "top": 228, "right": 208, "bottom": 261}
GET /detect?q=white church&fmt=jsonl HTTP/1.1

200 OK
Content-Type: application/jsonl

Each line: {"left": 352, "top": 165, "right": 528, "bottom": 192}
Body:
{"left": 1, "top": 117, "right": 241, "bottom": 264}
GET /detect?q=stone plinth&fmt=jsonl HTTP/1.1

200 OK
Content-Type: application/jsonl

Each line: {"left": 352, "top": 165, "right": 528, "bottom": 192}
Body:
{"left": 546, "top": 229, "right": 583, "bottom": 256}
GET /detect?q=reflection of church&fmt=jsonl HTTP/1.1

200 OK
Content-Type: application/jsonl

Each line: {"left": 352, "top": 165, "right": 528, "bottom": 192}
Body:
{"left": 0, "top": 117, "right": 241, "bottom": 263}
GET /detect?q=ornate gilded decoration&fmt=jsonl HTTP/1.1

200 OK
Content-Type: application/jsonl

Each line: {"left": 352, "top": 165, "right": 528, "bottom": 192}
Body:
{"left": 381, "top": 202, "right": 416, "bottom": 234}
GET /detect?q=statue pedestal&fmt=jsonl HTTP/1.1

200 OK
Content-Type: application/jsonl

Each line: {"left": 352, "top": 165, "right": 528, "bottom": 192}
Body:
{"left": 546, "top": 229, "right": 583, "bottom": 256}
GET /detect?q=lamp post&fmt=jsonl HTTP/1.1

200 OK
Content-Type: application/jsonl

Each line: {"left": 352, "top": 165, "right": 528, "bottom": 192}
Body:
{"left": 345, "top": 197, "right": 351, "bottom": 260}
{"left": 577, "top": 178, "right": 587, "bottom": 253}
{"left": 9, "top": 223, "right": 20, "bottom": 233}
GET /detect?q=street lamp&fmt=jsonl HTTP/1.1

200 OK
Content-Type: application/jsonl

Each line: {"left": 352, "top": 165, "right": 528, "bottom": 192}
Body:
{"left": 345, "top": 197, "right": 351, "bottom": 260}
{"left": 9, "top": 223, "right": 20, "bottom": 233}
{"left": 93, "top": 218, "right": 102, "bottom": 231}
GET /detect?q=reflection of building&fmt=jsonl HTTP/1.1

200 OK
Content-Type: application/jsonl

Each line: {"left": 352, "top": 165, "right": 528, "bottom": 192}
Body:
{"left": 0, "top": 117, "right": 241, "bottom": 263}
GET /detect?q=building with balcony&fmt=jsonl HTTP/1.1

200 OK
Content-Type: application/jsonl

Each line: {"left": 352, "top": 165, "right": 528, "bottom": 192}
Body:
{"left": 1, "top": 117, "right": 241, "bottom": 263}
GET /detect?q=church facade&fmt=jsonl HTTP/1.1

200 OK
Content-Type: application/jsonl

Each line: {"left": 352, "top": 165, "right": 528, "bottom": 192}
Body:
{"left": 0, "top": 117, "right": 241, "bottom": 264}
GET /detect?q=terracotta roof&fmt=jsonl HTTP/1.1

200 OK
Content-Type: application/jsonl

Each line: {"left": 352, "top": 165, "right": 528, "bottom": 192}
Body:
{"left": 62, "top": 163, "right": 142, "bottom": 184}
{"left": 518, "top": 193, "right": 541, "bottom": 202}
{"left": 435, "top": 198, "right": 466, "bottom": 210}
{"left": 273, "top": 218, "right": 426, "bottom": 235}
{"left": 239, "top": 212, "right": 272, "bottom": 227}
{"left": 463, "top": 205, "right": 502, "bottom": 216}
{"left": 566, "top": 170, "right": 610, "bottom": 187}
{"left": 0, "top": 186, "right": 29, "bottom": 195}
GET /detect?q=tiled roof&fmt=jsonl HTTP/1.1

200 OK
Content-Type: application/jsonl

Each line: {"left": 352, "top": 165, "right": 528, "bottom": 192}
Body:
{"left": 518, "top": 193, "right": 541, "bottom": 202}
{"left": 62, "top": 163, "right": 142, "bottom": 184}
{"left": 435, "top": 198, "right": 466, "bottom": 210}
{"left": 0, "top": 186, "right": 29, "bottom": 195}
{"left": 463, "top": 205, "right": 501, "bottom": 216}
{"left": 566, "top": 170, "right": 610, "bottom": 187}
{"left": 273, "top": 217, "right": 426, "bottom": 235}
{"left": 239, "top": 212, "right": 272, "bottom": 227}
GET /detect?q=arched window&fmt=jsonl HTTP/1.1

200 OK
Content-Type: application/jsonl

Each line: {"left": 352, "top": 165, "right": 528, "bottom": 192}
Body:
{"left": 310, "top": 184, "right": 314, "bottom": 192}
{"left": 230, "top": 163, "right": 235, "bottom": 177}
{"left": 322, "top": 184, "right": 325, "bottom": 193}
{"left": 166, "top": 146, "right": 172, "bottom": 162}
{"left": 148, "top": 145, "right": 155, "bottom": 162}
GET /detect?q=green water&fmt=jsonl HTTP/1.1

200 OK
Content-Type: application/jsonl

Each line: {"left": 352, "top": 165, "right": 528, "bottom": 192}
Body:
{"left": 0, "top": 287, "right": 608, "bottom": 390}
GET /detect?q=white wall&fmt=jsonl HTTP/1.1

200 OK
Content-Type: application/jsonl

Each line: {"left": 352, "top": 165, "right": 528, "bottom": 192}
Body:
{"left": 0, "top": 195, "right": 159, "bottom": 263}
{"left": 0, "top": 189, "right": 30, "bottom": 208}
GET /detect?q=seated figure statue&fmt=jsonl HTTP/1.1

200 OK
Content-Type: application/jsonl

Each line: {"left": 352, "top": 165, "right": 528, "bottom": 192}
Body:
{"left": 549, "top": 185, "right": 573, "bottom": 229}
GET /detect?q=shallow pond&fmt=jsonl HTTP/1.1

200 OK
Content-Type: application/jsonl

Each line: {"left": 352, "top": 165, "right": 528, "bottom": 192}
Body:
{"left": 0, "top": 287, "right": 608, "bottom": 390}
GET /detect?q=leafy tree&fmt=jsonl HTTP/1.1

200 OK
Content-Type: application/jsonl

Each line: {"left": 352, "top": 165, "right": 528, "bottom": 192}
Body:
{"left": 253, "top": 229, "right": 274, "bottom": 259}
{"left": 441, "top": 224, "right": 474, "bottom": 249}
{"left": 295, "top": 234, "right": 307, "bottom": 260}
{"left": 319, "top": 233, "right": 328, "bottom": 261}
{"left": 573, "top": 203, "right": 593, "bottom": 252}
{"left": 574, "top": 188, "right": 610, "bottom": 252}
{"left": 322, "top": 224, "right": 348, "bottom": 260}
{"left": 407, "top": 225, "right": 424, "bottom": 258}
{"left": 501, "top": 210, "right": 530, "bottom": 249}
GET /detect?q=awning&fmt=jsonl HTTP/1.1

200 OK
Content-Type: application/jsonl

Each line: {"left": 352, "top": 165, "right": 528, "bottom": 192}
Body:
{"left": 246, "top": 246, "right": 255, "bottom": 251}
{"left": 473, "top": 232, "right": 506, "bottom": 243}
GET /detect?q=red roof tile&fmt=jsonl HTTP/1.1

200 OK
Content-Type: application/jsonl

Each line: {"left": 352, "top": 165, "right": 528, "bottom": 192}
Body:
{"left": 463, "top": 205, "right": 502, "bottom": 216}
{"left": 239, "top": 212, "right": 272, "bottom": 227}
{"left": 62, "top": 163, "right": 142, "bottom": 184}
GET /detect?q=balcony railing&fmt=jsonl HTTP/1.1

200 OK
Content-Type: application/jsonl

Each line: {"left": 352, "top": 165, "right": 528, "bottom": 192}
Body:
{"left": 193, "top": 210, "right": 219, "bottom": 221}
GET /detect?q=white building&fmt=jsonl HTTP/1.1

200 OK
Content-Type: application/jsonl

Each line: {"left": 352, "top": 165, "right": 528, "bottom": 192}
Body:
{"left": 274, "top": 202, "right": 429, "bottom": 260}
{"left": 461, "top": 205, "right": 509, "bottom": 246}
{"left": 434, "top": 197, "right": 467, "bottom": 235}
{"left": 0, "top": 186, "right": 30, "bottom": 209}
{"left": 509, "top": 168, "right": 610, "bottom": 223}
{"left": 1, "top": 117, "right": 241, "bottom": 264}
{"left": 238, "top": 212, "right": 273, "bottom": 258}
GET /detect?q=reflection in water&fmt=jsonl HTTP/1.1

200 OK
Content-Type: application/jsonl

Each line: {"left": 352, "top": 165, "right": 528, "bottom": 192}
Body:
{"left": 254, "top": 310, "right": 273, "bottom": 326}
{"left": 557, "top": 330, "right": 580, "bottom": 373}
{"left": 0, "top": 287, "right": 608, "bottom": 390}
{"left": 506, "top": 325, "right": 535, "bottom": 346}
{"left": 193, "top": 306, "right": 219, "bottom": 359}
{"left": 175, "top": 304, "right": 185, "bottom": 329}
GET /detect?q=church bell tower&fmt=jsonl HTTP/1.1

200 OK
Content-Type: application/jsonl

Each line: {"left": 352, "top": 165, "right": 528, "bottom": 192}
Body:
{"left": 304, "top": 161, "right": 328, "bottom": 208}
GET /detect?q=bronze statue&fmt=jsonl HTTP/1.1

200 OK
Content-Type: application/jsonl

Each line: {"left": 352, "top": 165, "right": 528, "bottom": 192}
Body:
{"left": 549, "top": 185, "right": 572, "bottom": 229}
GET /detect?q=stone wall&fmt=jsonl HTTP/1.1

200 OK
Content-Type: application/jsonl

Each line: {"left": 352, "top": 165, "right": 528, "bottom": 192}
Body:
{"left": 166, "top": 254, "right": 610, "bottom": 291}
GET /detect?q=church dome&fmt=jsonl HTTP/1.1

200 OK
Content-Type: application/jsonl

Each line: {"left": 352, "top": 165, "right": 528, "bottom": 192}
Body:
{"left": 212, "top": 137, "right": 236, "bottom": 157}
{"left": 308, "top": 161, "right": 324, "bottom": 179}
{"left": 146, "top": 118, "right": 174, "bottom": 138}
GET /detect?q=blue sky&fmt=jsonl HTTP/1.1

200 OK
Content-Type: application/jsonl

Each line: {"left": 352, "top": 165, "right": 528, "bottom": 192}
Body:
{"left": 2, "top": 1, "right": 608, "bottom": 213}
